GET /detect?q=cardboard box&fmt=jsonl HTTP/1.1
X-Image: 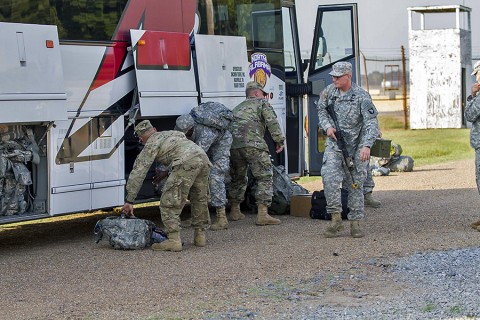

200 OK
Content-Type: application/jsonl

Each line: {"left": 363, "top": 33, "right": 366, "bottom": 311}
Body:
{"left": 290, "top": 194, "right": 313, "bottom": 217}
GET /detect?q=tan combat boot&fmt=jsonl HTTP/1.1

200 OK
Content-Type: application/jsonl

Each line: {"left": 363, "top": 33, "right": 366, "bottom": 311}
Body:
{"left": 364, "top": 192, "right": 381, "bottom": 208}
{"left": 350, "top": 220, "right": 365, "bottom": 238}
{"left": 255, "top": 204, "right": 281, "bottom": 225}
{"left": 194, "top": 228, "right": 206, "bottom": 247}
{"left": 152, "top": 231, "right": 182, "bottom": 252}
{"left": 210, "top": 207, "right": 229, "bottom": 231}
{"left": 323, "top": 212, "right": 344, "bottom": 238}
{"left": 230, "top": 202, "right": 245, "bottom": 221}
{"left": 470, "top": 219, "right": 480, "bottom": 229}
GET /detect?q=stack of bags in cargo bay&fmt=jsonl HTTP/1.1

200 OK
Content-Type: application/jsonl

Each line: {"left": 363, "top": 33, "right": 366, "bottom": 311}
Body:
{"left": 0, "top": 125, "right": 34, "bottom": 215}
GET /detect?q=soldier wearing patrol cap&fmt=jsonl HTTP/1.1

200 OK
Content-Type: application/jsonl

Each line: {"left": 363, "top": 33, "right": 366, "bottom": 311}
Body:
{"left": 228, "top": 81, "right": 285, "bottom": 226}
{"left": 317, "top": 61, "right": 380, "bottom": 238}
{"left": 122, "top": 120, "right": 212, "bottom": 251}
{"left": 465, "top": 61, "right": 480, "bottom": 232}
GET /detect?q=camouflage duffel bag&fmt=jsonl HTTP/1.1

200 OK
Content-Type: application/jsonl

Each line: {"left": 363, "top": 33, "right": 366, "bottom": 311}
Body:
{"left": 386, "top": 155, "right": 414, "bottom": 172}
{"left": 94, "top": 216, "right": 167, "bottom": 250}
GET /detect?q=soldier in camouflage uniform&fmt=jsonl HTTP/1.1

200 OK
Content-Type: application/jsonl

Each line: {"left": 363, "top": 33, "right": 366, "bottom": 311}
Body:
{"left": 364, "top": 132, "right": 382, "bottom": 208}
{"left": 317, "top": 61, "right": 380, "bottom": 238}
{"left": 465, "top": 61, "right": 480, "bottom": 232}
{"left": 175, "top": 102, "right": 233, "bottom": 231}
{"left": 363, "top": 163, "right": 381, "bottom": 208}
{"left": 122, "top": 120, "right": 212, "bottom": 251}
{"left": 228, "top": 81, "right": 285, "bottom": 226}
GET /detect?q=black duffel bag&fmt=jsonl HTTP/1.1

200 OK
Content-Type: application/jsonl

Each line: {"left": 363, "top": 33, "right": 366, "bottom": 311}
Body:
{"left": 309, "top": 189, "right": 349, "bottom": 220}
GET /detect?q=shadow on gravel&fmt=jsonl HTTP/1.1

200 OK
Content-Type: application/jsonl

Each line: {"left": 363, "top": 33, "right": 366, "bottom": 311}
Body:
{"left": 410, "top": 167, "right": 454, "bottom": 172}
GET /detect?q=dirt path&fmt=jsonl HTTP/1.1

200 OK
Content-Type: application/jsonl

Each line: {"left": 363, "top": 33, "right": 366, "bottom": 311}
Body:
{"left": 0, "top": 158, "right": 479, "bottom": 319}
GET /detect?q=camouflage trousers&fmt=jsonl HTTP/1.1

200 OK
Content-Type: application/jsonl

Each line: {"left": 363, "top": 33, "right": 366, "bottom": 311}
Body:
{"left": 476, "top": 148, "right": 480, "bottom": 194}
{"left": 159, "top": 154, "right": 210, "bottom": 233}
{"left": 363, "top": 162, "right": 375, "bottom": 194}
{"left": 229, "top": 147, "right": 273, "bottom": 206}
{"left": 321, "top": 148, "right": 368, "bottom": 220}
{"left": 209, "top": 164, "right": 228, "bottom": 208}
{"left": 206, "top": 132, "right": 232, "bottom": 208}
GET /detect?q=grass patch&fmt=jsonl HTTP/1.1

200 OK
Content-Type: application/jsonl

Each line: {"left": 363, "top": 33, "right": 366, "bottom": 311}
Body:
{"left": 449, "top": 305, "right": 463, "bottom": 314}
{"left": 386, "top": 130, "right": 470, "bottom": 166}
{"left": 421, "top": 303, "right": 436, "bottom": 313}
{"left": 378, "top": 114, "right": 405, "bottom": 130}
{"left": 380, "top": 115, "right": 474, "bottom": 167}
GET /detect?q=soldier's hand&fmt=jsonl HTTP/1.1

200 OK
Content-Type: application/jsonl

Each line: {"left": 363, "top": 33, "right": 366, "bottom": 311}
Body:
{"left": 326, "top": 127, "right": 337, "bottom": 141}
{"left": 359, "top": 146, "right": 371, "bottom": 162}
{"left": 122, "top": 203, "right": 135, "bottom": 217}
{"left": 275, "top": 144, "right": 284, "bottom": 154}
{"left": 472, "top": 83, "right": 480, "bottom": 97}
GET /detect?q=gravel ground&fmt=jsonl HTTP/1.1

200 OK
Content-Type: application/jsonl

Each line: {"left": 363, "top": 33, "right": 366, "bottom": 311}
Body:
{"left": 1, "top": 158, "right": 480, "bottom": 320}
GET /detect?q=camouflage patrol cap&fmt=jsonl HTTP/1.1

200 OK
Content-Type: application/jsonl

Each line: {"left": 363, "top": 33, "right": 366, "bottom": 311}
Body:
{"left": 472, "top": 61, "right": 480, "bottom": 76}
{"left": 174, "top": 114, "right": 195, "bottom": 133}
{"left": 246, "top": 81, "right": 268, "bottom": 94}
{"left": 134, "top": 120, "right": 154, "bottom": 137}
{"left": 329, "top": 61, "right": 352, "bottom": 77}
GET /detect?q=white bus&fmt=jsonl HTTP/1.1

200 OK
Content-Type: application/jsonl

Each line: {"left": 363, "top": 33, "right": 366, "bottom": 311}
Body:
{"left": 0, "top": 0, "right": 359, "bottom": 223}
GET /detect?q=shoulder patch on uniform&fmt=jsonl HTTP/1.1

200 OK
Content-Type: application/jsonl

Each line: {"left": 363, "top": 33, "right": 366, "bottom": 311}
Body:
{"left": 368, "top": 108, "right": 375, "bottom": 114}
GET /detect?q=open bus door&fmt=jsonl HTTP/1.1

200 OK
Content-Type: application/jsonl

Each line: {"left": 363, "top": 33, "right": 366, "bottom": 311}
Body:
{"left": 306, "top": 4, "right": 360, "bottom": 175}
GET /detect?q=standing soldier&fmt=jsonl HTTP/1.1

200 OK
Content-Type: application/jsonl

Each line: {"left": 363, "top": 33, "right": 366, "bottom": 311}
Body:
{"left": 175, "top": 102, "right": 233, "bottom": 231}
{"left": 228, "top": 81, "right": 285, "bottom": 225}
{"left": 466, "top": 61, "right": 480, "bottom": 232}
{"left": 363, "top": 163, "right": 381, "bottom": 207}
{"left": 121, "top": 120, "right": 211, "bottom": 251}
{"left": 364, "top": 129, "right": 383, "bottom": 208}
{"left": 317, "top": 61, "right": 380, "bottom": 238}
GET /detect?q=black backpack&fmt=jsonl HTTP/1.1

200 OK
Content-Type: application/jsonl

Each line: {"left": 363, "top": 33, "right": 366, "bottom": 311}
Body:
{"left": 309, "top": 189, "right": 349, "bottom": 220}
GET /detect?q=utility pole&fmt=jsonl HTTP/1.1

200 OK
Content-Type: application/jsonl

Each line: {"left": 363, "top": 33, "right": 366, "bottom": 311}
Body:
{"left": 361, "top": 51, "right": 369, "bottom": 92}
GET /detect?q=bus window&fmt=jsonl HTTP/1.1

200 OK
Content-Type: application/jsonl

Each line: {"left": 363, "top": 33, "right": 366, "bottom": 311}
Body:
{"left": 282, "top": 7, "right": 296, "bottom": 73}
{"left": 197, "top": 0, "right": 280, "bottom": 48}
{"left": 0, "top": 0, "right": 127, "bottom": 41}
{"left": 312, "top": 9, "right": 354, "bottom": 70}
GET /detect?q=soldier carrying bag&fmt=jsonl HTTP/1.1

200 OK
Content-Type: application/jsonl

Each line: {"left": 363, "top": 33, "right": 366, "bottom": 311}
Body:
{"left": 94, "top": 215, "right": 167, "bottom": 250}
{"left": 190, "top": 101, "right": 233, "bottom": 131}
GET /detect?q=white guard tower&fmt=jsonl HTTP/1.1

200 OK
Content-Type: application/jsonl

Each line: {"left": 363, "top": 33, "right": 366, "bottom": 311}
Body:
{"left": 408, "top": 5, "right": 472, "bottom": 129}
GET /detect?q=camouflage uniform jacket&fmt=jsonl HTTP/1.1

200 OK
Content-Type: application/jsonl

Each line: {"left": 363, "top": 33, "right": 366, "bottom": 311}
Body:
{"left": 230, "top": 97, "right": 285, "bottom": 151}
{"left": 125, "top": 131, "right": 209, "bottom": 203}
{"left": 465, "top": 94, "right": 480, "bottom": 149}
{"left": 317, "top": 82, "right": 379, "bottom": 156}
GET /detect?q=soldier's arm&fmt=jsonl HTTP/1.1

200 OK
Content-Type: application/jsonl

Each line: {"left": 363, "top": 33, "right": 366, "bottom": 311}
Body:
{"left": 125, "top": 142, "right": 158, "bottom": 203}
{"left": 465, "top": 96, "right": 480, "bottom": 123}
{"left": 316, "top": 88, "right": 334, "bottom": 132}
{"left": 194, "top": 125, "right": 218, "bottom": 153}
{"left": 359, "top": 97, "right": 380, "bottom": 149}
{"left": 262, "top": 101, "right": 285, "bottom": 146}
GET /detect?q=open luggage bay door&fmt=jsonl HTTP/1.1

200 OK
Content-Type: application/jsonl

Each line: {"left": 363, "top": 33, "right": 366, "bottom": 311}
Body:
{"left": 0, "top": 23, "right": 67, "bottom": 123}
{"left": 130, "top": 29, "right": 198, "bottom": 116}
